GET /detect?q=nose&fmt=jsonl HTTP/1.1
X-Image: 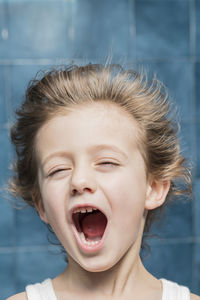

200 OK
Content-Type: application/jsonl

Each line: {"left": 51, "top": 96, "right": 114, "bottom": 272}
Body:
{"left": 70, "top": 164, "right": 97, "bottom": 196}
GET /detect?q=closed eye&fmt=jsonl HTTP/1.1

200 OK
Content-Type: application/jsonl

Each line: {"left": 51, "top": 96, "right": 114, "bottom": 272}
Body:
{"left": 48, "top": 168, "right": 70, "bottom": 177}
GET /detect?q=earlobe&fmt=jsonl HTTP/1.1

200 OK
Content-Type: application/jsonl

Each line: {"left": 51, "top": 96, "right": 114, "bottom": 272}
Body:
{"left": 36, "top": 201, "right": 48, "bottom": 223}
{"left": 32, "top": 192, "right": 48, "bottom": 223}
{"left": 145, "top": 179, "right": 170, "bottom": 210}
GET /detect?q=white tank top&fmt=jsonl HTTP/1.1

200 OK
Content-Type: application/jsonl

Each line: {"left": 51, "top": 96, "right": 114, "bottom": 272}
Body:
{"left": 25, "top": 278, "right": 191, "bottom": 300}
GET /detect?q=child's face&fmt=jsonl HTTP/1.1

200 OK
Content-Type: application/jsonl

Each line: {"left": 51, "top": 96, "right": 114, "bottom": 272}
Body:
{"left": 35, "top": 102, "right": 152, "bottom": 272}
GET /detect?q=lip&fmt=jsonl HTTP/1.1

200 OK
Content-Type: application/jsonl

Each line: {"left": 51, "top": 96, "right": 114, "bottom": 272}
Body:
{"left": 70, "top": 203, "right": 109, "bottom": 253}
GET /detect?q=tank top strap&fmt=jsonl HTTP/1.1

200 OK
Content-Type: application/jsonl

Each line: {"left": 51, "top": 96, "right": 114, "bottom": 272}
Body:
{"left": 160, "top": 278, "right": 190, "bottom": 300}
{"left": 26, "top": 278, "right": 57, "bottom": 300}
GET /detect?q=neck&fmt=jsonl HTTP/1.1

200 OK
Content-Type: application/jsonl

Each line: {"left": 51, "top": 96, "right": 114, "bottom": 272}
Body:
{"left": 56, "top": 221, "right": 161, "bottom": 299}
{"left": 66, "top": 243, "right": 143, "bottom": 297}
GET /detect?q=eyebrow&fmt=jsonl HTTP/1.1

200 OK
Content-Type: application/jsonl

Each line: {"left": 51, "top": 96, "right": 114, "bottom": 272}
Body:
{"left": 41, "top": 144, "right": 128, "bottom": 167}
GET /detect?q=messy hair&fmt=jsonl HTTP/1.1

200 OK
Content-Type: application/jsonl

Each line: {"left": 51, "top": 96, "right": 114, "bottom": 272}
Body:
{"left": 9, "top": 63, "right": 192, "bottom": 240}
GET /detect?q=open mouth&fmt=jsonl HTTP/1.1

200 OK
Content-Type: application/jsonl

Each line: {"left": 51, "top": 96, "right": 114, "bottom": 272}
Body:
{"left": 72, "top": 207, "right": 108, "bottom": 247}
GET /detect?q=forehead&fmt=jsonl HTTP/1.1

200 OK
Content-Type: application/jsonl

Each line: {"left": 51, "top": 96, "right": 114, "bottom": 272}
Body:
{"left": 35, "top": 102, "right": 142, "bottom": 156}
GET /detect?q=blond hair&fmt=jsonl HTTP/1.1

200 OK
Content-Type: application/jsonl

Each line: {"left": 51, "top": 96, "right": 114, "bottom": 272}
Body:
{"left": 10, "top": 63, "right": 191, "bottom": 235}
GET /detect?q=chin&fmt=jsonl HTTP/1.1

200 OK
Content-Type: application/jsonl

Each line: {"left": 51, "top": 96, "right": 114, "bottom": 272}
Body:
{"left": 79, "top": 255, "right": 120, "bottom": 273}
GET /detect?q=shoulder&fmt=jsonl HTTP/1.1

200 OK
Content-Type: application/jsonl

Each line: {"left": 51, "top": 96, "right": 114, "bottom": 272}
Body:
{"left": 191, "top": 293, "right": 200, "bottom": 300}
{"left": 6, "top": 291, "right": 27, "bottom": 300}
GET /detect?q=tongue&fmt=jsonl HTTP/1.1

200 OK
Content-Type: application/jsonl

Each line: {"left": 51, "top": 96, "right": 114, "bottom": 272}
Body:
{"left": 81, "top": 211, "right": 107, "bottom": 238}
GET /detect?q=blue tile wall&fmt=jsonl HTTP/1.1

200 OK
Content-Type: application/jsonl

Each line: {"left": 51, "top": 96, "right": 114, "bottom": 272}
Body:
{"left": 4, "top": 1, "right": 74, "bottom": 59}
{"left": 0, "top": 0, "right": 200, "bottom": 298}
{"left": 194, "top": 243, "right": 200, "bottom": 294}
{"left": 193, "top": 180, "right": 200, "bottom": 294}
{"left": 9, "top": 65, "right": 53, "bottom": 120}
{"left": 196, "top": 63, "right": 200, "bottom": 123}
{"left": 143, "top": 243, "right": 193, "bottom": 288}
{"left": 196, "top": 0, "right": 200, "bottom": 59}
{"left": 135, "top": 1, "right": 190, "bottom": 59}
{"left": 150, "top": 197, "right": 193, "bottom": 239}
{"left": 0, "top": 66, "right": 8, "bottom": 125}
{"left": 194, "top": 180, "right": 200, "bottom": 237}
{"left": 0, "top": 253, "right": 16, "bottom": 299}
{"left": 141, "top": 61, "right": 193, "bottom": 123}
{"left": 73, "top": 0, "right": 133, "bottom": 59}
{"left": 196, "top": 124, "right": 200, "bottom": 177}
{"left": 16, "top": 249, "right": 66, "bottom": 292}
{"left": 0, "top": 129, "right": 11, "bottom": 187}
{"left": 15, "top": 207, "right": 49, "bottom": 246}
{"left": 179, "top": 123, "right": 196, "bottom": 166}
{"left": 0, "top": 3, "right": 8, "bottom": 59}
{"left": 0, "top": 191, "right": 15, "bottom": 247}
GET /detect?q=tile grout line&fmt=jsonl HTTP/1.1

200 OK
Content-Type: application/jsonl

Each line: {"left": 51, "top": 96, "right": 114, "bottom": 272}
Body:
{"left": 149, "top": 236, "right": 200, "bottom": 245}
{"left": 1, "top": 237, "right": 200, "bottom": 255}
{"left": 128, "top": 0, "right": 136, "bottom": 60}
{"left": 1, "top": 57, "right": 200, "bottom": 66}
{"left": 0, "top": 245, "right": 62, "bottom": 254}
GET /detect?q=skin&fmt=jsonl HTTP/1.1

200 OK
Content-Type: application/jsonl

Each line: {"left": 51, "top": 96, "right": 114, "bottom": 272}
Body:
{"left": 7, "top": 102, "right": 199, "bottom": 300}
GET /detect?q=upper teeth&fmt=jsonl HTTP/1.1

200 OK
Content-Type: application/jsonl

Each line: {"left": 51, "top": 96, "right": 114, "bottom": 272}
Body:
{"left": 73, "top": 207, "right": 98, "bottom": 214}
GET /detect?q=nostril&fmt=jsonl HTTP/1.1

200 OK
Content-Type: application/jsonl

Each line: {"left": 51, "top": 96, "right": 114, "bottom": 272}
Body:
{"left": 84, "top": 187, "right": 93, "bottom": 193}
{"left": 71, "top": 188, "right": 78, "bottom": 196}
{"left": 71, "top": 187, "right": 94, "bottom": 196}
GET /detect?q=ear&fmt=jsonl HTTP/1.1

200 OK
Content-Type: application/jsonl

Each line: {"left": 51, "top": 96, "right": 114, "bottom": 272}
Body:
{"left": 32, "top": 192, "right": 48, "bottom": 223}
{"left": 145, "top": 178, "right": 170, "bottom": 210}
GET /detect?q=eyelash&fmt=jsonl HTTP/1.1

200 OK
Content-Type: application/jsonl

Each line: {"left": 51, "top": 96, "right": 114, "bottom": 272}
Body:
{"left": 48, "top": 169, "right": 69, "bottom": 177}
{"left": 98, "top": 161, "right": 119, "bottom": 166}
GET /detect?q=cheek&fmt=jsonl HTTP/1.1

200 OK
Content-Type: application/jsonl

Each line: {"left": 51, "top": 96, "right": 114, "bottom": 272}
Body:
{"left": 103, "top": 169, "right": 147, "bottom": 205}
{"left": 104, "top": 171, "right": 147, "bottom": 228}
{"left": 40, "top": 180, "right": 68, "bottom": 222}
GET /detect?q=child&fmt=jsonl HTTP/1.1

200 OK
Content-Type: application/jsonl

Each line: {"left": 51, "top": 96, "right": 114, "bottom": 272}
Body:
{"left": 7, "top": 63, "right": 199, "bottom": 299}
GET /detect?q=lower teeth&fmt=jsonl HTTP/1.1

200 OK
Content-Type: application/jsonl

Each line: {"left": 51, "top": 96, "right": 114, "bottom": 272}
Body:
{"left": 80, "top": 232, "right": 101, "bottom": 246}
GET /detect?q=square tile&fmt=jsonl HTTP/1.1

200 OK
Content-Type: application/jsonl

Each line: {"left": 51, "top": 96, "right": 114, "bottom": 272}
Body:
{"left": 196, "top": 124, "right": 200, "bottom": 177}
{"left": 178, "top": 123, "right": 196, "bottom": 166}
{"left": 137, "top": 61, "right": 193, "bottom": 123}
{"left": 0, "top": 128, "right": 12, "bottom": 187}
{"left": 195, "top": 63, "right": 200, "bottom": 120}
{"left": 143, "top": 242, "right": 193, "bottom": 289}
{"left": 5, "top": 1, "right": 74, "bottom": 59}
{"left": 0, "top": 66, "right": 8, "bottom": 125}
{"left": 9, "top": 65, "right": 52, "bottom": 121}
{"left": 135, "top": 1, "right": 189, "bottom": 59}
{"left": 0, "top": 190, "right": 15, "bottom": 247}
{"left": 0, "top": 3, "right": 8, "bottom": 59}
{"left": 0, "top": 253, "right": 16, "bottom": 299}
{"left": 149, "top": 196, "right": 192, "bottom": 239}
{"left": 16, "top": 249, "right": 66, "bottom": 292}
{"left": 16, "top": 206, "right": 49, "bottom": 246}
{"left": 193, "top": 179, "right": 200, "bottom": 237}
{"left": 196, "top": 1, "right": 200, "bottom": 58}
{"left": 193, "top": 242, "right": 200, "bottom": 294}
{"left": 73, "top": 0, "right": 134, "bottom": 59}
